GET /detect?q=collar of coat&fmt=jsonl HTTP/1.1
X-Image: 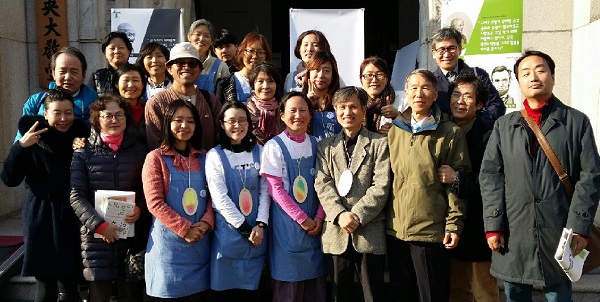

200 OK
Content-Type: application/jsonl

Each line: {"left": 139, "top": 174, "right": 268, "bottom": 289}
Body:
{"left": 392, "top": 104, "right": 443, "bottom": 134}
{"left": 510, "top": 95, "right": 563, "bottom": 130}
{"left": 328, "top": 127, "right": 374, "bottom": 175}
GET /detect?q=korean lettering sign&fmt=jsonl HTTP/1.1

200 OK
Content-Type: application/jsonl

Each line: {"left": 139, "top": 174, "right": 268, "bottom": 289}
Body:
{"left": 35, "top": 0, "right": 68, "bottom": 88}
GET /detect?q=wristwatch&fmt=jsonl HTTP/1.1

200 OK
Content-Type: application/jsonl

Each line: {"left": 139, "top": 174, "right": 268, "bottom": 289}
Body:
{"left": 257, "top": 222, "right": 267, "bottom": 229}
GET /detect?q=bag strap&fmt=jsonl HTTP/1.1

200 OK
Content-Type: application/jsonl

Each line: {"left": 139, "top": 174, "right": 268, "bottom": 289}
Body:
{"left": 520, "top": 109, "right": 574, "bottom": 199}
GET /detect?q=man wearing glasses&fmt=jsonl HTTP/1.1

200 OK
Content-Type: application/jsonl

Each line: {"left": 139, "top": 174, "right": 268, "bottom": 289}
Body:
{"left": 431, "top": 27, "right": 505, "bottom": 126}
{"left": 145, "top": 42, "right": 222, "bottom": 151}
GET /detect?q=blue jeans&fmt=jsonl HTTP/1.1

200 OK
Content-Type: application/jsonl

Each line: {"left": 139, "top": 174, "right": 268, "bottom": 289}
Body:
{"left": 504, "top": 280, "right": 572, "bottom": 302}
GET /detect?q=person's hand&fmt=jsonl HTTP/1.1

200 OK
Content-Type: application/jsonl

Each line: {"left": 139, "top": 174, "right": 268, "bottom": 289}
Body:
{"left": 438, "top": 165, "right": 458, "bottom": 184}
{"left": 381, "top": 103, "right": 399, "bottom": 119}
{"left": 123, "top": 206, "right": 141, "bottom": 223}
{"left": 300, "top": 217, "right": 316, "bottom": 232}
{"left": 337, "top": 211, "right": 360, "bottom": 234}
{"left": 443, "top": 232, "right": 460, "bottom": 249}
{"left": 307, "top": 81, "right": 319, "bottom": 103}
{"left": 295, "top": 70, "right": 307, "bottom": 88}
{"left": 18, "top": 121, "right": 48, "bottom": 148}
{"left": 72, "top": 137, "right": 86, "bottom": 150}
{"left": 487, "top": 234, "right": 505, "bottom": 252}
{"left": 572, "top": 233, "right": 588, "bottom": 256}
{"left": 249, "top": 225, "right": 264, "bottom": 247}
{"left": 184, "top": 225, "right": 204, "bottom": 243}
{"left": 101, "top": 224, "right": 123, "bottom": 243}
{"left": 195, "top": 221, "right": 211, "bottom": 235}
{"left": 378, "top": 123, "right": 391, "bottom": 135}
{"left": 307, "top": 217, "right": 323, "bottom": 237}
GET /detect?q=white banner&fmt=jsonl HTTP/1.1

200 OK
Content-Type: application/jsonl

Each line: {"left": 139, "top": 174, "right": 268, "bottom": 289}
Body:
{"left": 289, "top": 8, "right": 365, "bottom": 87}
{"left": 111, "top": 8, "right": 185, "bottom": 63}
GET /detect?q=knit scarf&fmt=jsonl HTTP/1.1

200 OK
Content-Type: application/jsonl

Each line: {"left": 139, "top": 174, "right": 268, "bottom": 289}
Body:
{"left": 100, "top": 131, "right": 124, "bottom": 152}
{"left": 247, "top": 93, "right": 279, "bottom": 134}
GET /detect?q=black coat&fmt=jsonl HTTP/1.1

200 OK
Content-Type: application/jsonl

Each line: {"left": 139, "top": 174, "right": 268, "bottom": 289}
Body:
{"left": 1, "top": 116, "right": 88, "bottom": 277}
{"left": 448, "top": 117, "right": 492, "bottom": 262}
{"left": 90, "top": 66, "right": 116, "bottom": 95}
{"left": 69, "top": 128, "right": 149, "bottom": 281}
{"left": 215, "top": 73, "right": 237, "bottom": 104}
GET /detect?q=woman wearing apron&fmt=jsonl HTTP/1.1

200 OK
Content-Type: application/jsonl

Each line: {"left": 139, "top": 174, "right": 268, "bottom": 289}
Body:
{"left": 303, "top": 50, "right": 342, "bottom": 141}
{"left": 260, "top": 92, "right": 327, "bottom": 302}
{"left": 142, "top": 99, "right": 214, "bottom": 300}
{"left": 206, "top": 101, "right": 270, "bottom": 301}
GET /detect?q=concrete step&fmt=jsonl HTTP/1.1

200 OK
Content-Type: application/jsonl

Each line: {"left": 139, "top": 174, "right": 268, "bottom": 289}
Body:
{"left": 0, "top": 276, "right": 35, "bottom": 301}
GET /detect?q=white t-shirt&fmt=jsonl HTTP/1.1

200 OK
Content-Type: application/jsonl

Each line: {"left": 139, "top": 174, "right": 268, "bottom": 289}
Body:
{"left": 205, "top": 146, "right": 270, "bottom": 228}
{"left": 260, "top": 133, "right": 314, "bottom": 192}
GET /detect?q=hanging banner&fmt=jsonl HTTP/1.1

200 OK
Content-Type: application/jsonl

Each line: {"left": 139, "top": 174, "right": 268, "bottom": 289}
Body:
{"left": 442, "top": 0, "right": 523, "bottom": 112}
{"left": 289, "top": 8, "right": 365, "bottom": 87}
{"left": 35, "top": 0, "right": 68, "bottom": 88}
{"left": 111, "top": 8, "right": 185, "bottom": 64}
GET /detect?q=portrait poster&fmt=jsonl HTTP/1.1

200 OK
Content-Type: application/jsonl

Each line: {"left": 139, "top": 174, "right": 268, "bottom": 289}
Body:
{"left": 442, "top": 0, "right": 523, "bottom": 112}
{"left": 289, "top": 9, "right": 365, "bottom": 87}
{"left": 111, "top": 8, "right": 184, "bottom": 64}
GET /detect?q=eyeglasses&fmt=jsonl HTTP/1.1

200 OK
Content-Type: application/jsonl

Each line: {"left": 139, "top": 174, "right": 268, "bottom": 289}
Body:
{"left": 433, "top": 45, "right": 459, "bottom": 55}
{"left": 223, "top": 118, "right": 249, "bottom": 126}
{"left": 100, "top": 112, "right": 126, "bottom": 121}
{"left": 244, "top": 49, "right": 266, "bottom": 58}
{"left": 361, "top": 73, "right": 387, "bottom": 81}
{"left": 450, "top": 92, "right": 475, "bottom": 103}
{"left": 173, "top": 60, "right": 199, "bottom": 68}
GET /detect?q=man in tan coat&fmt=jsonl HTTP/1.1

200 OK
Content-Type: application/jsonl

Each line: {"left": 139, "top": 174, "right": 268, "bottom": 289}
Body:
{"left": 315, "top": 86, "right": 390, "bottom": 302}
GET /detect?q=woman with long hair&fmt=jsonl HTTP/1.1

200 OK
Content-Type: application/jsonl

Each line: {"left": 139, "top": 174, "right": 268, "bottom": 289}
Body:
{"left": 359, "top": 56, "right": 396, "bottom": 135}
{"left": 142, "top": 99, "right": 214, "bottom": 300}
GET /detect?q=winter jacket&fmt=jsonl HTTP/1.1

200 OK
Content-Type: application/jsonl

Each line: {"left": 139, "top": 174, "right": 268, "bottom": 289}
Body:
{"left": 2, "top": 116, "right": 88, "bottom": 277}
{"left": 70, "top": 128, "right": 149, "bottom": 281}
{"left": 90, "top": 66, "right": 116, "bottom": 95}
{"left": 386, "top": 105, "right": 470, "bottom": 242}
{"left": 480, "top": 96, "right": 600, "bottom": 286}
{"left": 448, "top": 117, "right": 492, "bottom": 262}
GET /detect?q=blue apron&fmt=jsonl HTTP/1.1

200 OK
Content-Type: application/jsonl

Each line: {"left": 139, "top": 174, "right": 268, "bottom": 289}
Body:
{"left": 145, "top": 154, "right": 211, "bottom": 298}
{"left": 311, "top": 111, "right": 341, "bottom": 141}
{"left": 211, "top": 146, "right": 267, "bottom": 290}
{"left": 269, "top": 136, "right": 325, "bottom": 282}
{"left": 234, "top": 76, "right": 252, "bottom": 103}
{"left": 195, "top": 58, "right": 221, "bottom": 93}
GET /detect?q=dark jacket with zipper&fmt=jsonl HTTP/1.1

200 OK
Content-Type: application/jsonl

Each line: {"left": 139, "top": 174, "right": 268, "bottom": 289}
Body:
{"left": 70, "top": 128, "right": 149, "bottom": 281}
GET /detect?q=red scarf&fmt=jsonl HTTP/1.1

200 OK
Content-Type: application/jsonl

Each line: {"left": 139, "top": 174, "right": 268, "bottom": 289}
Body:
{"left": 100, "top": 131, "right": 124, "bottom": 152}
{"left": 285, "top": 129, "right": 305, "bottom": 143}
{"left": 247, "top": 94, "right": 279, "bottom": 135}
{"left": 523, "top": 99, "right": 548, "bottom": 126}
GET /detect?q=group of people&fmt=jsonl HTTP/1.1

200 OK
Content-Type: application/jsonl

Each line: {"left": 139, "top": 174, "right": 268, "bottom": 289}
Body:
{"left": 1, "top": 18, "right": 599, "bottom": 302}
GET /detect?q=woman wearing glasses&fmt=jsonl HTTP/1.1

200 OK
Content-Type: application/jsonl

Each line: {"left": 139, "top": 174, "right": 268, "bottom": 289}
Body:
{"left": 70, "top": 95, "right": 150, "bottom": 301}
{"left": 359, "top": 56, "right": 397, "bottom": 135}
{"left": 216, "top": 32, "right": 273, "bottom": 103}
{"left": 247, "top": 63, "right": 285, "bottom": 145}
{"left": 206, "top": 102, "right": 269, "bottom": 301}
{"left": 303, "top": 50, "right": 342, "bottom": 141}
{"left": 1, "top": 88, "right": 88, "bottom": 302}
{"left": 187, "top": 19, "right": 230, "bottom": 93}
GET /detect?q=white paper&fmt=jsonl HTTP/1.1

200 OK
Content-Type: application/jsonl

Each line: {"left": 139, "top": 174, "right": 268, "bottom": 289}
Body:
{"left": 94, "top": 190, "right": 136, "bottom": 239}
{"left": 554, "top": 228, "right": 589, "bottom": 282}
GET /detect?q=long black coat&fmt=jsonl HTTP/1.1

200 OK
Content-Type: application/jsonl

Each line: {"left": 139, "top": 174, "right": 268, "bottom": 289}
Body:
{"left": 70, "top": 128, "right": 149, "bottom": 281}
{"left": 449, "top": 117, "right": 492, "bottom": 262}
{"left": 1, "top": 116, "right": 88, "bottom": 277}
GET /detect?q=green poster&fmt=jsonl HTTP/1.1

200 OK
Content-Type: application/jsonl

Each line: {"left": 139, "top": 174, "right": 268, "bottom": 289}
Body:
{"left": 464, "top": 0, "right": 523, "bottom": 55}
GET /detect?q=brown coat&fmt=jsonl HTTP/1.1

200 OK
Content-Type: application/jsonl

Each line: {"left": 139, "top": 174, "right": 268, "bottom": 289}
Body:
{"left": 315, "top": 127, "right": 391, "bottom": 255}
{"left": 144, "top": 87, "right": 222, "bottom": 151}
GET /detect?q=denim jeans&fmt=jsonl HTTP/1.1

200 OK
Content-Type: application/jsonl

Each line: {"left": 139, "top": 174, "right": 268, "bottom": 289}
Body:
{"left": 504, "top": 280, "right": 572, "bottom": 302}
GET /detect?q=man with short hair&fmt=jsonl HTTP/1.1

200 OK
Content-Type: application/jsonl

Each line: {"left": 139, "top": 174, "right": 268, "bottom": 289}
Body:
{"left": 480, "top": 50, "right": 600, "bottom": 301}
{"left": 491, "top": 65, "right": 515, "bottom": 107}
{"left": 145, "top": 42, "right": 222, "bottom": 151}
{"left": 431, "top": 27, "right": 505, "bottom": 126}
{"left": 315, "top": 86, "right": 390, "bottom": 302}
{"left": 438, "top": 73, "right": 500, "bottom": 301}
{"left": 16, "top": 46, "right": 98, "bottom": 141}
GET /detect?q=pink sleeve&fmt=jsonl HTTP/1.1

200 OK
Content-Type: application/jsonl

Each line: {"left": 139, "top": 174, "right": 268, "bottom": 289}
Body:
{"left": 265, "top": 174, "right": 308, "bottom": 225}
{"left": 316, "top": 203, "right": 325, "bottom": 220}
